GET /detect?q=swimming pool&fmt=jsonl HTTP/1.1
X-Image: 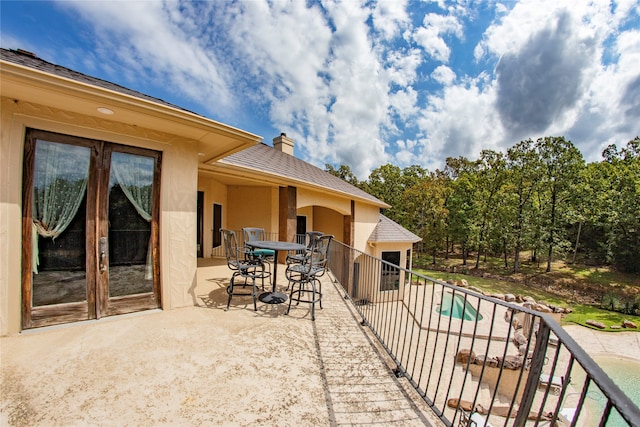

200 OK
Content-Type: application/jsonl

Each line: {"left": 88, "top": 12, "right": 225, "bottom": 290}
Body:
{"left": 436, "top": 292, "right": 483, "bottom": 321}
{"left": 570, "top": 356, "right": 640, "bottom": 426}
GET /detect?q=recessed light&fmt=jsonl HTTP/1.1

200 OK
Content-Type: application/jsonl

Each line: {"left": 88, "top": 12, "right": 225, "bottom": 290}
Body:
{"left": 97, "top": 107, "right": 114, "bottom": 115}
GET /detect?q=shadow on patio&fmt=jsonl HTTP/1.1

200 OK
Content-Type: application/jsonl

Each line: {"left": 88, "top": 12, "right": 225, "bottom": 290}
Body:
{"left": 1, "top": 258, "right": 440, "bottom": 426}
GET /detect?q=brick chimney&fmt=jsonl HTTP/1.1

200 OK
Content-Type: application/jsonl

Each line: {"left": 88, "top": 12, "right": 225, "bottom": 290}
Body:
{"left": 273, "top": 133, "right": 294, "bottom": 156}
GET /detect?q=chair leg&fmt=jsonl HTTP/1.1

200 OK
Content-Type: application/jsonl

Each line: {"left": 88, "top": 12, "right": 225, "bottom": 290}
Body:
{"left": 310, "top": 280, "right": 316, "bottom": 321}
{"left": 317, "top": 278, "right": 322, "bottom": 310}
{"left": 252, "top": 276, "right": 258, "bottom": 311}
{"left": 226, "top": 274, "right": 236, "bottom": 311}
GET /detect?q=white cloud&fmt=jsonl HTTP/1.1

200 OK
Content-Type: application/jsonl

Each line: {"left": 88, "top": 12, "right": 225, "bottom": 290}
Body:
{"left": 431, "top": 65, "right": 456, "bottom": 85}
{"left": 59, "top": 0, "right": 236, "bottom": 117}
{"left": 413, "top": 13, "right": 463, "bottom": 62}
{"left": 36, "top": 0, "right": 639, "bottom": 178}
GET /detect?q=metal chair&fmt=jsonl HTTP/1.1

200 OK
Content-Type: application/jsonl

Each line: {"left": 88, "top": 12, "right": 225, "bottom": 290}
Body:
{"left": 221, "top": 229, "right": 267, "bottom": 311}
{"left": 285, "top": 234, "right": 333, "bottom": 320}
{"left": 286, "top": 231, "right": 324, "bottom": 265}
{"left": 242, "top": 227, "right": 273, "bottom": 289}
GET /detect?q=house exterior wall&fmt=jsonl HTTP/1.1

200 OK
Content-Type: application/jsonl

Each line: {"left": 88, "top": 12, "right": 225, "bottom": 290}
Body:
{"left": 363, "top": 241, "right": 414, "bottom": 303}
{"left": 226, "top": 185, "right": 279, "bottom": 235}
{"left": 0, "top": 97, "right": 199, "bottom": 334}
{"left": 353, "top": 201, "right": 380, "bottom": 256}
{"left": 313, "top": 206, "right": 343, "bottom": 241}
{"left": 197, "top": 175, "right": 228, "bottom": 257}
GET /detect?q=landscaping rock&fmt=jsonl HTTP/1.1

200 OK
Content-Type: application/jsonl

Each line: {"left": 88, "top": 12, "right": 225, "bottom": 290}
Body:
{"left": 622, "top": 320, "right": 638, "bottom": 329}
{"left": 456, "top": 349, "right": 476, "bottom": 364}
{"left": 490, "top": 293, "right": 505, "bottom": 300}
{"left": 611, "top": 325, "right": 622, "bottom": 329}
{"left": 460, "top": 279, "right": 469, "bottom": 288}
{"left": 586, "top": 320, "right": 606, "bottom": 329}
{"left": 523, "top": 296, "right": 536, "bottom": 303}
{"left": 534, "top": 303, "right": 553, "bottom": 313}
{"left": 505, "top": 293, "right": 516, "bottom": 302}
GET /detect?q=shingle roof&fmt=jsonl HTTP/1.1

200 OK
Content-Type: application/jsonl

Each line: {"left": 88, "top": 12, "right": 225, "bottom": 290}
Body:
{"left": 2, "top": 48, "right": 389, "bottom": 209}
{"left": 220, "top": 143, "right": 389, "bottom": 207}
{"left": 369, "top": 214, "right": 421, "bottom": 243}
{"left": 1, "top": 48, "right": 196, "bottom": 115}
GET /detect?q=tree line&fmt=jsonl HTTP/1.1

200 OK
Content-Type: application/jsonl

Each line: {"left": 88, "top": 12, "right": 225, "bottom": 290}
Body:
{"left": 327, "top": 136, "right": 640, "bottom": 274}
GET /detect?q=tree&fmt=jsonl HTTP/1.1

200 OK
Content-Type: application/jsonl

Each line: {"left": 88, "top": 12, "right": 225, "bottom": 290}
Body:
{"left": 403, "top": 173, "right": 450, "bottom": 265}
{"left": 506, "top": 139, "right": 542, "bottom": 273}
{"left": 535, "top": 137, "right": 585, "bottom": 272}
{"left": 325, "top": 164, "right": 359, "bottom": 186}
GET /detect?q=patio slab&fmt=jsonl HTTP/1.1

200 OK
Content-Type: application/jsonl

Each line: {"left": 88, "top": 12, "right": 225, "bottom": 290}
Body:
{"left": 1, "top": 259, "right": 439, "bottom": 426}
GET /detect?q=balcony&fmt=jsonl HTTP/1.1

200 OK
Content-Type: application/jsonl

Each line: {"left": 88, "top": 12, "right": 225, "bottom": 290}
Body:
{"left": 1, "top": 240, "right": 638, "bottom": 426}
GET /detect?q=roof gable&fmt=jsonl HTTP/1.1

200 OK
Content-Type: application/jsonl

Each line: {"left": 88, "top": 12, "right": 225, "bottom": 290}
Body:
{"left": 369, "top": 214, "right": 421, "bottom": 243}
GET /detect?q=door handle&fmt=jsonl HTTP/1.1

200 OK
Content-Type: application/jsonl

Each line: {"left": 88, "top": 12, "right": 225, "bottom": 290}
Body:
{"left": 99, "top": 237, "right": 107, "bottom": 272}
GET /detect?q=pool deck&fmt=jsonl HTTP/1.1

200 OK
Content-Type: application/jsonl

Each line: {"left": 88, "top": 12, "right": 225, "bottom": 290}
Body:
{"left": 563, "top": 324, "right": 640, "bottom": 362}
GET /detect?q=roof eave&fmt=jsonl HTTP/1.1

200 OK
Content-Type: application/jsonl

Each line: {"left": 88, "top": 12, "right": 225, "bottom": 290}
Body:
{"left": 0, "top": 60, "right": 262, "bottom": 159}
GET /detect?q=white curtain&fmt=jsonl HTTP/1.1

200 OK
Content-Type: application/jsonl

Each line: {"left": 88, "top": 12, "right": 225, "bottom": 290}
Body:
{"left": 111, "top": 152, "right": 154, "bottom": 279}
{"left": 32, "top": 141, "right": 90, "bottom": 273}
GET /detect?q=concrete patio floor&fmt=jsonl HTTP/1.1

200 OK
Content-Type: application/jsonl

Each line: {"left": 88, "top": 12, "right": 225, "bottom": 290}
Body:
{"left": 1, "top": 259, "right": 440, "bottom": 426}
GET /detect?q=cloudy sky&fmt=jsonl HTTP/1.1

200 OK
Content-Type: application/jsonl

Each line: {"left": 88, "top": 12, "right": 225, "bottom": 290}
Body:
{"left": 2, "top": 0, "right": 639, "bottom": 178}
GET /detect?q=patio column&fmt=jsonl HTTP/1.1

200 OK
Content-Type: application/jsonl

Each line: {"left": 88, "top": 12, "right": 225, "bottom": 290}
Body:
{"left": 278, "top": 186, "right": 296, "bottom": 263}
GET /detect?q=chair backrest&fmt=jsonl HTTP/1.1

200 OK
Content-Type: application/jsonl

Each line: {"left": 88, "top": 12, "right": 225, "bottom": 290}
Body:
{"left": 312, "top": 234, "right": 333, "bottom": 267}
{"left": 242, "top": 227, "right": 266, "bottom": 245}
{"left": 221, "top": 229, "right": 240, "bottom": 267}
{"left": 305, "top": 231, "right": 324, "bottom": 249}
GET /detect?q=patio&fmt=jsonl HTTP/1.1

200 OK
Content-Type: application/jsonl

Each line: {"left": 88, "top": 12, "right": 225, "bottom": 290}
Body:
{"left": 1, "top": 258, "right": 440, "bottom": 426}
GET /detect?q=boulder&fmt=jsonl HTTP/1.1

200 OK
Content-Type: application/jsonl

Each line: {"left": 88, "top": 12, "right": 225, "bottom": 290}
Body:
{"left": 456, "top": 349, "right": 476, "bottom": 364}
{"left": 523, "top": 296, "right": 536, "bottom": 304}
{"left": 489, "top": 293, "right": 505, "bottom": 300}
{"left": 505, "top": 293, "right": 516, "bottom": 302}
{"left": 513, "top": 329, "right": 528, "bottom": 346}
{"left": 534, "top": 303, "right": 553, "bottom": 313}
{"left": 610, "top": 325, "right": 622, "bottom": 330}
{"left": 622, "top": 319, "right": 638, "bottom": 329}
{"left": 460, "top": 279, "right": 469, "bottom": 288}
{"left": 586, "top": 320, "right": 606, "bottom": 329}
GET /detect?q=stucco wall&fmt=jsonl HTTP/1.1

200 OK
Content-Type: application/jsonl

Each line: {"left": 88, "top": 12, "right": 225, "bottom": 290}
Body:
{"left": 0, "top": 97, "right": 199, "bottom": 334}
{"left": 353, "top": 201, "right": 380, "bottom": 255}
{"left": 197, "top": 175, "right": 227, "bottom": 257}
{"left": 313, "top": 206, "right": 343, "bottom": 241}
{"left": 226, "top": 185, "right": 278, "bottom": 236}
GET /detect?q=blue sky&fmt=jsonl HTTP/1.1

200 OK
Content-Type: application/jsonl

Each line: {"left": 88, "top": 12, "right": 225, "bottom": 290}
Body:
{"left": 2, "top": 0, "right": 639, "bottom": 179}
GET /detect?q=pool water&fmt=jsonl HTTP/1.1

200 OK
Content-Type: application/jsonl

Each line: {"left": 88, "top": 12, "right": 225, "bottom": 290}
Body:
{"left": 436, "top": 292, "right": 483, "bottom": 321}
{"left": 574, "top": 356, "right": 640, "bottom": 426}
{"left": 592, "top": 357, "right": 640, "bottom": 426}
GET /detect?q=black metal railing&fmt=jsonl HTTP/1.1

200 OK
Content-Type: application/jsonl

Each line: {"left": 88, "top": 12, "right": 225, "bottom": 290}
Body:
{"left": 327, "top": 240, "right": 640, "bottom": 427}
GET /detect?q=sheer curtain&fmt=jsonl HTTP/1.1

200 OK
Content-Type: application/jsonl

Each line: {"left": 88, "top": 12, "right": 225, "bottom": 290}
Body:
{"left": 111, "top": 152, "right": 154, "bottom": 279}
{"left": 32, "top": 141, "right": 90, "bottom": 273}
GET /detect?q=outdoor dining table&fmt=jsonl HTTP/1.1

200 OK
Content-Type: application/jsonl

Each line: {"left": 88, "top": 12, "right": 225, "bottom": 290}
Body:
{"left": 246, "top": 240, "right": 306, "bottom": 304}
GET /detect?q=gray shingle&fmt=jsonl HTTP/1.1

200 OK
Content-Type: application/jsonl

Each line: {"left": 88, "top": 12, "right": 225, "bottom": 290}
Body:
{"left": 220, "top": 143, "right": 389, "bottom": 207}
{"left": 369, "top": 214, "right": 421, "bottom": 243}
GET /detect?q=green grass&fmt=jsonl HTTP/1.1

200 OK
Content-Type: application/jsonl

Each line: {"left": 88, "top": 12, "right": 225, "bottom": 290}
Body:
{"left": 413, "top": 267, "right": 640, "bottom": 332}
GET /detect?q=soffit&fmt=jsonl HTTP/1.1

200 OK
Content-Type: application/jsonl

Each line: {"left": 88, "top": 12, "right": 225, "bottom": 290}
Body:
{"left": 0, "top": 59, "right": 261, "bottom": 161}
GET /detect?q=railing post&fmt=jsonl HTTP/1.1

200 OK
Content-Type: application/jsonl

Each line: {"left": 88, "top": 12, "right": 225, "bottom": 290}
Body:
{"left": 514, "top": 319, "right": 551, "bottom": 427}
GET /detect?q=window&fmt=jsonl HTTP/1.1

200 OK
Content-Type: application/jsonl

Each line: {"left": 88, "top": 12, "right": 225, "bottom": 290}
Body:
{"left": 380, "top": 251, "right": 400, "bottom": 291}
{"left": 212, "top": 203, "right": 222, "bottom": 248}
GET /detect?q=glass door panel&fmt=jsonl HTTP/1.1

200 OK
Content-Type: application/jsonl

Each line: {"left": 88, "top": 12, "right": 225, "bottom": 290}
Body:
{"left": 31, "top": 141, "right": 91, "bottom": 307}
{"left": 106, "top": 151, "right": 155, "bottom": 298}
